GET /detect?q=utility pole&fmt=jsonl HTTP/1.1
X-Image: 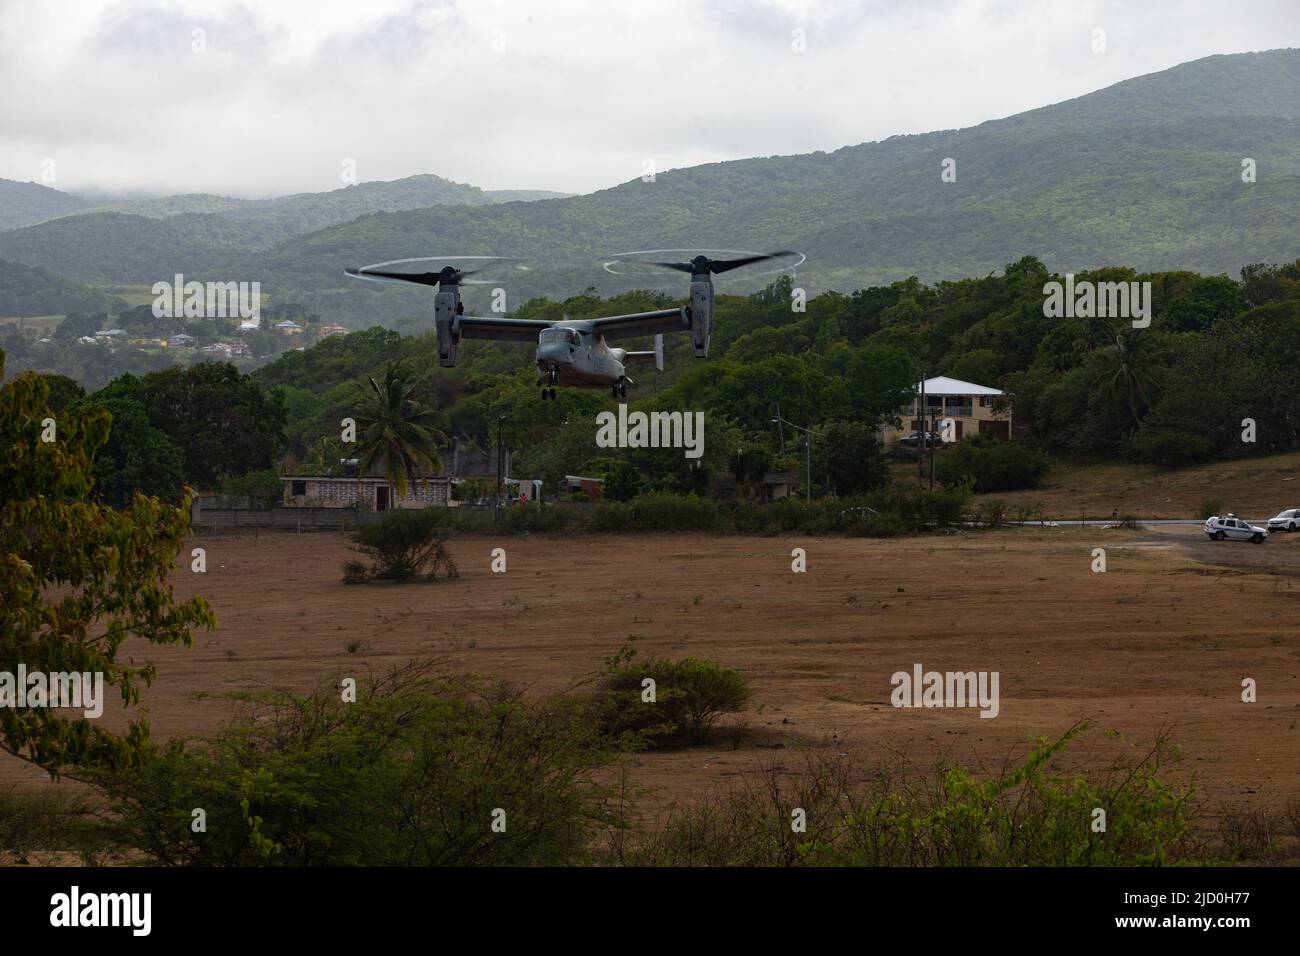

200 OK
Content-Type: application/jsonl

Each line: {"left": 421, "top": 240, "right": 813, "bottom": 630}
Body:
{"left": 772, "top": 414, "right": 817, "bottom": 502}
{"left": 495, "top": 415, "right": 504, "bottom": 525}
{"left": 929, "top": 407, "right": 939, "bottom": 490}
{"left": 805, "top": 434, "right": 811, "bottom": 501}
{"left": 917, "top": 375, "right": 926, "bottom": 487}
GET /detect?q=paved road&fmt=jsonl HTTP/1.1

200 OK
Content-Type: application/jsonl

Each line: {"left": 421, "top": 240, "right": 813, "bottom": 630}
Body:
{"left": 1012, "top": 519, "right": 1271, "bottom": 527}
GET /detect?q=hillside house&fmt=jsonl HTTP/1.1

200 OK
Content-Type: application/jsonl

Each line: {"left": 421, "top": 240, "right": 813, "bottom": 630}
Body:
{"left": 881, "top": 376, "right": 1012, "bottom": 445}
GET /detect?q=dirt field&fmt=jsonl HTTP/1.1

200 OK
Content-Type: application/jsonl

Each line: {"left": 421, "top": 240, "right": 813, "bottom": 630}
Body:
{"left": 6, "top": 525, "right": 1300, "bottom": 825}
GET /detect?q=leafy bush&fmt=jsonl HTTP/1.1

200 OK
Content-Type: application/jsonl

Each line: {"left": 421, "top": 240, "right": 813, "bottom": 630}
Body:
{"left": 937, "top": 436, "right": 1052, "bottom": 492}
{"left": 91, "top": 666, "right": 609, "bottom": 866}
{"left": 1198, "top": 495, "right": 1225, "bottom": 520}
{"left": 344, "top": 507, "right": 458, "bottom": 582}
{"left": 973, "top": 499, "right": 1008, "bottom": 527}
{"left": 218, "top": 468, "right": 284, "bottom": 507}
{"left": 0, "top": 787, "right": 93, "bottom": 863}
{"left": 594, "top": 655, "right": 750, "bottom": 749}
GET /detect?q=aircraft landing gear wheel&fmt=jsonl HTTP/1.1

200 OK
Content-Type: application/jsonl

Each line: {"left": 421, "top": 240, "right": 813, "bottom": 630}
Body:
{"left": 619, "top": 382, "right": 628, "bottom": 398}
{"left": 1212, "top": 531, "right": 1225, "bottom": 541}
{"left": 612, "top": 384, "right": 619, "bottom": 399}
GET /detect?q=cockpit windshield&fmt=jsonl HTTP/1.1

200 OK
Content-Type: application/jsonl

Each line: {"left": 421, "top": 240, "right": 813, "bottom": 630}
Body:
{"left": 540, "top": 328, "right": 580, "bottom": 345}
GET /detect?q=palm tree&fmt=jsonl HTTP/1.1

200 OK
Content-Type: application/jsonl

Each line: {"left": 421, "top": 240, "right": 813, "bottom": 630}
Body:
{"left": 353, "top": 361, "right": 446, "bottom": 499}
{"left": 1101, "top": 330, "right": 1165, "bottom": 425}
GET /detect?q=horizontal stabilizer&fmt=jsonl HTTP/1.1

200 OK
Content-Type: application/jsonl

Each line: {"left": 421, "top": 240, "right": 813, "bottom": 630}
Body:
{"left": 625, "top": 334, "right": 665, "bottom": 372}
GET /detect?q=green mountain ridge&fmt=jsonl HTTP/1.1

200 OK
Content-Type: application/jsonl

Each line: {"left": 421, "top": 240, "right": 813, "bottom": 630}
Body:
{"left": 2, "top": 49, "right": 1299, "bottom": 322}
{"left": 0, "top": 179, "right": 94, "bottom": 231}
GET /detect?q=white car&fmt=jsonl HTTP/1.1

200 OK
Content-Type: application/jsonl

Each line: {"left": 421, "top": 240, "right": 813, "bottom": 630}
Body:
{"left": 1204, "top": 514, "right": 1268, "bottom": 543}
{"left": 1266, "top": 508, "right": 1300, "bottom": 533}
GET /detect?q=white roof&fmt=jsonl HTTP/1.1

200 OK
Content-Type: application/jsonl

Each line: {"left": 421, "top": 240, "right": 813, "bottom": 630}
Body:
{"left": 275, "top": 319, "right": 301, "bottom": 328}
{"left": 917, "top": 376, "right": 1003, "bottom": 397}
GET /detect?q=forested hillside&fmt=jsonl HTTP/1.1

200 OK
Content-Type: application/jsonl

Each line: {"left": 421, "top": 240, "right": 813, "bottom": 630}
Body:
{"left": 0, "top": 179, "right": 92, "bottom": 230}
{"left": 0, "top": 259, "right": 123, "bottom": 317}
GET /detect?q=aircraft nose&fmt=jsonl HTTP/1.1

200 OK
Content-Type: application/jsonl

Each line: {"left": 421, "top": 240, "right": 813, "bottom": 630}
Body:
{"left": 537, "top": 343, "right": 573, "bottom": 364}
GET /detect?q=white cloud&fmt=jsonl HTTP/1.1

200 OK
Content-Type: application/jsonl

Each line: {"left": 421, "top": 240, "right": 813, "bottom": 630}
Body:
{"left": 1, "top": 0, "right": 1298, "bottom": 197}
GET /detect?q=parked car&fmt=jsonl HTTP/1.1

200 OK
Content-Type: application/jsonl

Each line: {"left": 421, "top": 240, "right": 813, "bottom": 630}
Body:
{"left": 1203, "top": 514, "right": 1268, "bottom": 543}
{"left": 1266, "top": 508, "right": 1300, "bottom": 533}
{"left": 899, "top": 430, "right": 942, "bottom": 448}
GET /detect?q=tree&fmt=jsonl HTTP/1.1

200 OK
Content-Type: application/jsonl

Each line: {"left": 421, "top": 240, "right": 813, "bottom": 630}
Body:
{"left": 52, "top": 312, "right": 105, "bottom": 342}
{"left": 37, "top": 373, "right": 84, "bottom": 412}
{"left": 354, "top": 360, "right": 446, "bottom": 496}
{"left": 1101, "top": 330, "right": 1165, "bottom": 425}
{"left": 72, "top": 394, "right": 186, "bottom": 507}
{"left": 593, "top": 458, "right": 641, "bottom": 502}
{"left": 813, "top": 421, "right": 889, "bottom": 496}
{"left": 96, "top": 363, "right": 287, "bottom": 489}
{"left": 0, "top": 349, "right": 214, "bottom": 777}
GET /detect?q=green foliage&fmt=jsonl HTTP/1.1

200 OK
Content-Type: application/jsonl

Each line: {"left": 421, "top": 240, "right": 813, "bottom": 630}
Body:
{"left": 38, "top": 373, "right": 85, "bottom": 410}
{"left": 594, "top": 458, "right": 641, "bottom": 502}
{"left": 346, "top": 507, "right": 459, "bottom": 583}
{"left": 354, "top": 359, "right": 446, "bottom": 496}
{"left": 71, "top": 394, "right": 186, "bottom": 507}
{"left": 492, "top": 487, "right": 970, "bottom": 536}
{"left": 1133, "top": 428, "right": 1215, "bottom": 467}
{"left": 0, "top": 349, "right": 215, "bottom": 776}
{"left": 937, "top": 435, "right": 1052, "bottom": 492}
{"left": 0, "top": 787, "right": 94, "bottom": 862}
{"left": 0, "top": 259, "right": 122, "bottom": 317}
{"left": 811, "top": 421, "right": 889, "bottom": 496}
{"left": 92, "top": 666, "right": 609, "bottom": 865}
{"left": 218, "top": 469, "right": 285, "bottom": 507}
{"left": 595, "top": 655, "right": 750, "bottom": 749}
{"left": 610, "top": 723, "right": 1196, "bottom": 866}
{"left": 1197, "top": 495, "right": 1225, "bottom": 520}
{"left": 96, "top": 362, "right": 287, "bottom": 489}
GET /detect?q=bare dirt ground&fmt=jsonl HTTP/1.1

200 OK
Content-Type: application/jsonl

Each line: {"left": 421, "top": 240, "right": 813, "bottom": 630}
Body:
{"left": 6, "top": 525, "right": 1300, "bottom": 829}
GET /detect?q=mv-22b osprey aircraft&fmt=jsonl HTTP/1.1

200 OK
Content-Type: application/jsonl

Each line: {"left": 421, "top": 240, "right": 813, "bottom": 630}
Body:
{"left": 344, "top": 250, "right": 800, "bottom": 400}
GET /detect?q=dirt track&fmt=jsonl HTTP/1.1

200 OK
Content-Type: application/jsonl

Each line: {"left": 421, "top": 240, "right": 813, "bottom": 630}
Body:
{"left": 6, "top": 526, "right": 1300, "bottom": 818}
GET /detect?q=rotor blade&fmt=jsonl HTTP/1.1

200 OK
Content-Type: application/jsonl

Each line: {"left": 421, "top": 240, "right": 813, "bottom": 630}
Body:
{"left": 646, "top": 261, "right": 695, "bottom": 273}
{"left": 707, "top": 251, "right": 796, "bottom": 274}
{"left": 345, "top": 268, "right": 444, "bottom": 286}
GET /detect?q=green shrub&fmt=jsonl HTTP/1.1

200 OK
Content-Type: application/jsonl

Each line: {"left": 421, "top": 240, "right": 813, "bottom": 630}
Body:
{"left": 937, "top": 437, "right": 1052, "bottom": 492}
{"left": 606, "top": 723, "right": 1196, "bottom": 866}
{"left": 1198, "top": 495, "right": 1225, "bottom": 520}
{"left": 91, "top": 666, "right": 609, "bottom": 866}
{"left": 0, "top": 787, "right": 93, "bottom": 862}
{"left": 594, "top": 656, "right": 750, "bottom": 749}
{"left": 974, "top": 499, "right": 1008, "bottom": 527}
{"left": 345, "top": 507, "right": 458, "bottom": 582}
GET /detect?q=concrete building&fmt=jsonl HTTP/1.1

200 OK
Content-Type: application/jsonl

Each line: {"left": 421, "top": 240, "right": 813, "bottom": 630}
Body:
{"left": 881, "top": 376, "right": 1011, "bottom": 446}
{"left": 282, "top": 468, "right": 452, "bottom": 512}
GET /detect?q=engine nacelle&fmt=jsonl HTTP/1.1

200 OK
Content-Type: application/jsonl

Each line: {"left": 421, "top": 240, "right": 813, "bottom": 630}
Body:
{"left": 434, "top": 289, "right": 462, "bottom": 367}
{"left": 689, "top": 278, "right": 713, "bottom": 357}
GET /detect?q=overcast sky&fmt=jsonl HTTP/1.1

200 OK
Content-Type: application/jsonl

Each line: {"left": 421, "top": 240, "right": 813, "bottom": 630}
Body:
{"left": 2, "top": 0, "right": 1299, "bottom": 199}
